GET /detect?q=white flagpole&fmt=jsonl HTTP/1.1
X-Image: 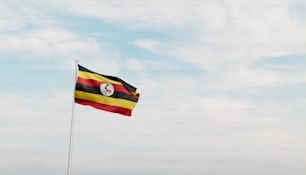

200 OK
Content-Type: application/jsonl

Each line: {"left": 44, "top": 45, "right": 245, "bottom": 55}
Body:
{"left": 67, "top": 60, "right": 79, "bottom": 175}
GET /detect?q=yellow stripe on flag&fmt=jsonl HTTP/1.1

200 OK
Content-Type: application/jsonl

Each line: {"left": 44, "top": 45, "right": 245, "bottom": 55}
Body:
{"left": 75, "top": 90, "right": 137, "bottom": 110}
{"left": 78, "top": 71, "right": 122, "bottom": 86}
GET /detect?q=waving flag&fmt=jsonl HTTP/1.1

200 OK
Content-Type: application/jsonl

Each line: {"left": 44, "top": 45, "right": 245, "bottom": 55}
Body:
{"left": 74, "top": 64, "right": 140, "bottom": 116}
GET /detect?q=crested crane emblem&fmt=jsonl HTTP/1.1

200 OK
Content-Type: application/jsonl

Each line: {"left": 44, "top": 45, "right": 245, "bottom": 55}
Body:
{"left": 100, "top": 83, "right": 114, "bottom": 96}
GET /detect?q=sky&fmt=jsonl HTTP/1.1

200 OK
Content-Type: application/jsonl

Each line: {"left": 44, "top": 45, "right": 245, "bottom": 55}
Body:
{"left": 0, "top": 0, "right": 305, "bottom": 175}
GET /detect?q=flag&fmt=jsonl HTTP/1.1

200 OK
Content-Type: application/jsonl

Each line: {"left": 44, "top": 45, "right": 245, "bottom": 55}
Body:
{"left": 74, "top": 64, "right": 140, "bottom": 116}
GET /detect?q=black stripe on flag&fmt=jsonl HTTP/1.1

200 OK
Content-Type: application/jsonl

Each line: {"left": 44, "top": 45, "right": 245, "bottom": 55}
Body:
{"left": 76, "top": 83, "right": 138, "bottom": 103}
{"left": 78, "top": 65, "right": 137, "bottom": 93}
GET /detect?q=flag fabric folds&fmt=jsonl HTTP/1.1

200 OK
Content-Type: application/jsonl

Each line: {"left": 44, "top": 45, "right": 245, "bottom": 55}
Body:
{"left": 74, "top": 64, "right": 140, "bottom": 116}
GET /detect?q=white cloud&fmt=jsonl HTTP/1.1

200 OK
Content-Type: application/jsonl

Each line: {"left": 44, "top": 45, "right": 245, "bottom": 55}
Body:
{"left": 1, "top": 80, "right": 305, "bottom": 174}
{"left": 203, "top": 64, "right": 306, "bottom": 89}
{"left": 0, "top": 0, "right": 305, "bottom": 174}
{"left": 0, "top": 29, "right": 99, "bottom": 57}
{"left": 0, "top": 92, "right": 71, "bottom": 173}
{"left": 126, "top": 0, "right": 306, "bottom": 74}
{"left": 2, "top": 0, "right": 304, "bottom": 74}
{"left": 51, "top": 0, "right": 210, "bottom": 28}
{"left": 132, "top": 39, "right": 159, "bottom": 52}
{"left": 0, "top": 28, "right": 123, "bottom": 73}
{"left": 0, "top": 1, "right": 58, "bottom": 31}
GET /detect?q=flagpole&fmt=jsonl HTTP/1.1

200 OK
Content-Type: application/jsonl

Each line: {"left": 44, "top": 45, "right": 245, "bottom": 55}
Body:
{"left": 67, "top": 60, "right": 78, "bottom": 175}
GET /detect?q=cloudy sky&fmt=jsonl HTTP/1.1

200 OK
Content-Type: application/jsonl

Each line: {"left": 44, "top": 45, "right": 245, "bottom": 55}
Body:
{"left": 1, "top": 0, "right": 305, "bottom": 175}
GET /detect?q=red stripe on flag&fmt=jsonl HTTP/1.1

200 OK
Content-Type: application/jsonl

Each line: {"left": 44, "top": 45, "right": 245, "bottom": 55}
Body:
{"left": 75, "top": 98, "right": 132, "bottom": 116}
{"left": 77, "top": 77, "right": 139, "bottom": 98}
{"left": 77, "top": 77, "right": 101, "bottom": 87}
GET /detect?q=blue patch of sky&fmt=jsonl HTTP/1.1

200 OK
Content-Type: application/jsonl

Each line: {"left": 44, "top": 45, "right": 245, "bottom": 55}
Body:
{"left": 58, "top": 14, "right": 190, "bottom": 60}
{"left": 23, "top": 22, "right": 42, "bottom": 31}
{"left": 250, "top": 54, "right": 306, "bottom": 72}
{"left": 120, "top": 56, "right": 205, "bottom": 79}
{"left": 59, "top": 14, "right": 173, "bottom": 45}
{"left": 58, "top": 13, "right": 192, "bottom": 41}
{"left": 59, "top": 14, "right": 204, "bottom": 76}
{"left": 0, "top": 57, "right": 74, "bottom": 94}
{"left": 1, "top": 13, "right": 204, "bottom": 93}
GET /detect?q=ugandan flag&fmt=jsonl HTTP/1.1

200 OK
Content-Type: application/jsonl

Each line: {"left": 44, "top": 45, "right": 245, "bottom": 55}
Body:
{"left": 75, "top": 64, "right": 140, "bottom": 116}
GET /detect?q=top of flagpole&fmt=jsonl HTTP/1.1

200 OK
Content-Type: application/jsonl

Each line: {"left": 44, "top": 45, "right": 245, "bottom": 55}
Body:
{"left": 75, "top": 59, "right": 78, "bottom": 67}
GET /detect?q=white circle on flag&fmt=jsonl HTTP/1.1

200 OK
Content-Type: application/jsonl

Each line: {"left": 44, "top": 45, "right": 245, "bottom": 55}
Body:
{"left": 100, "top": 83, "right": 114, "bottom": 96}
